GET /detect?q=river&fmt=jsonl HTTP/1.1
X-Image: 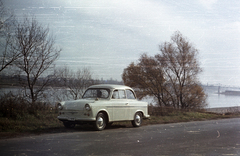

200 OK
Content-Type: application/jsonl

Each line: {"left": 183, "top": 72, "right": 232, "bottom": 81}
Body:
{"left": 204, "top": 85, "right": 240, "bottom": 108}
{"left": 0, "top": 86, "right": 239, "bottom": 108}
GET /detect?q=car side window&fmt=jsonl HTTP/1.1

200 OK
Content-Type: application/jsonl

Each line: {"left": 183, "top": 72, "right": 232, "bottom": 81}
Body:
{"left": 119, "top": 90, "right": 126, "bottom": 99}
{"left": 112, "top": 90, "right": 126, "bottom": 99}
{"left": 126, "top": 89, "right": 136, "bottom": 99}
{"left": 112, "top": 90, "right": 119, "bottom": 99}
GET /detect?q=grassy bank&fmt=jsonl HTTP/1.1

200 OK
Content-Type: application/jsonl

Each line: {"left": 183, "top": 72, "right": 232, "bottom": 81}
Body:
{"left": 0, "top": 110, "right": 63, "bottom": 138}
{"left": 1, "top": 108, "right": 239, "bottom": 139}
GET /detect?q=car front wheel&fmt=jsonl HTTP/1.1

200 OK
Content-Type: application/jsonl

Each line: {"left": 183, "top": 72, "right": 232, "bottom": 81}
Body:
{"left": 131, "top": 112, "right": 142, "bottom": 127}
{"left": 94, "top": 112, "right": 107, "bottom": 131}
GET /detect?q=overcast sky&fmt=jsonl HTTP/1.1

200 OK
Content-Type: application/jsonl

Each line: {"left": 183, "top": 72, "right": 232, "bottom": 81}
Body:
{"left": 3, "top": 0, "right": 240, "bottom": 86}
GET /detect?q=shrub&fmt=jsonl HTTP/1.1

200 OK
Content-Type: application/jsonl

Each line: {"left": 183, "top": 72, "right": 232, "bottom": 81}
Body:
{"left": 0, "top": 92, "right": 28, "bottom": 119}
{"left": 0, "top": 92, "right": 52, "bottom": 119}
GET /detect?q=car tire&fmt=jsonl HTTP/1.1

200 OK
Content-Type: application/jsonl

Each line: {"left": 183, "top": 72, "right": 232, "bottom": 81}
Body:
{"left": 94, "top": 112, "right": 107, "bottom": 131}
{"left": 131, "top": 112, "right": 142, "bottom": 127}
{"left": 63, "top": 122, "right": 76, "bottom": 128}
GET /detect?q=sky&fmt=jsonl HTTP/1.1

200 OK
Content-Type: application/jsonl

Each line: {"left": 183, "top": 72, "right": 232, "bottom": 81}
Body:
{"left": 2, "top": 0, "right": 240, "bottom": 86}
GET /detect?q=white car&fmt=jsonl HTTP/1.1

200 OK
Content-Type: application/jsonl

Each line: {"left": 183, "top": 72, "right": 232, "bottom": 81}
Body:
{"left": 57, "top": 84, "right": 150, "bottom": 131}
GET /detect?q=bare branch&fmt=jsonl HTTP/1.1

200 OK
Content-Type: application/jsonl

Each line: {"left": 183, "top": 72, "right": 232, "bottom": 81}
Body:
{"left": 14, "top": 16, "right": 61, "bottom": 104}
{"left": 54, "top": 66, "right": 94, "bottom": 100}
{"left": 0, "top": 0, "right": 19, "bottom": 73}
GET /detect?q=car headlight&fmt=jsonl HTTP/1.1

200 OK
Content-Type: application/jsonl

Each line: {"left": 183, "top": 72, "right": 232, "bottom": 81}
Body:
{"left": 57, "top": 103, "right": 63, "bottom": 110}
{"left": 85, "top": 104, "right": 91, "bottom": 111}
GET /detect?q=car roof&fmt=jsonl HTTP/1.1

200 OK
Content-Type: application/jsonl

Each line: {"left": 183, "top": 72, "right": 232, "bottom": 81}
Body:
{"left": 88, "top": 84, "right": 132, "bottom": 90}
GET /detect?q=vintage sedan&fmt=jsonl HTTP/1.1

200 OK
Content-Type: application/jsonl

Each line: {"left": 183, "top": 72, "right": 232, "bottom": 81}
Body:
{"left": 57, "top": 84, "right": 150, "bottom": 131}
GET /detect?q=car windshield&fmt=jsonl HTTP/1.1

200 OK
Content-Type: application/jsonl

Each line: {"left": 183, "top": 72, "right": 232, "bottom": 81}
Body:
{"left": 82, "top": 88, "right": 110, "bottom": 99}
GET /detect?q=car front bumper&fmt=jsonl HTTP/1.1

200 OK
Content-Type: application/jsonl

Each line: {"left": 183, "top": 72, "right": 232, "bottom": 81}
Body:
{"left": 143, "top": 114, "right": 150, "bottom": 119}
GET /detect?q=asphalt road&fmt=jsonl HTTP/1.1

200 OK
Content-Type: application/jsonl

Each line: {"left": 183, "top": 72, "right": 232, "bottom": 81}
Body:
{"left": 0, "top": 118, "right": 240, "bottom": 156}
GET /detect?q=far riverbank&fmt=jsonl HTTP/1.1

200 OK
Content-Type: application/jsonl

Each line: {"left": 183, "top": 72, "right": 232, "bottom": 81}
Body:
{"left": 206, "top": 106, "right": 240, "bottom": 114}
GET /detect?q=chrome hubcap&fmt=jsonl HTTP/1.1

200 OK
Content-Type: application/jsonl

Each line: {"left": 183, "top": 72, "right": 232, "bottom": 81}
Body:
{"left": 135, "top": 114, "right": 141, "bottom": 124}
{"left": 97, "top": 117, "right": 104, "bottom": 128}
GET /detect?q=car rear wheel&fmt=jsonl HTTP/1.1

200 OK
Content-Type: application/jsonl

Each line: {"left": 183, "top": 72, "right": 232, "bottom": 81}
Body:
{"left": 131, "top": 112, "right": 142, "bottom": 127}
{"left": 94, "top": 112, "right": 107, "bottom": 131}
{"left": 63, "top": 122, "right": 76, "bottom": 128}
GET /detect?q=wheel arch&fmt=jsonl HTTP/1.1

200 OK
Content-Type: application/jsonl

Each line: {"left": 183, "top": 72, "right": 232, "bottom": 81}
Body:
{"left": 132, "top": 110, "right": 144, "bottom": 119}
{"left": 97, "top": 110, "right": 109, "bottom": 123}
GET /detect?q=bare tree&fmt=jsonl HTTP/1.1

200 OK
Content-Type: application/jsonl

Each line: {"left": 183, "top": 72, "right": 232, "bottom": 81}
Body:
{"left": 0, "top": 0, "right": 20, "bottom": 73}
{"left": 156, "top": 31, "right": 206, "bottom": 109}
{"left": 123, "top": 31, "right": 207, "bottom": 109}
{"left": 55, "top": 66, "right": 94, "bottom": 100}
{"left": 14, "top": 16, "right": 61, "bottom": 104}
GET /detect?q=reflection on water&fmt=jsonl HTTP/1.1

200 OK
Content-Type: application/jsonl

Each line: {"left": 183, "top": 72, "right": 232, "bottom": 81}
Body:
{"left": 0, "top": 86, "right": 240, "bottom": 108}
{"left": 204, "top": 86, "right": 240, "bottom": 108}
{"left": 207, "top": 93, "right": 240, "bottom": 108}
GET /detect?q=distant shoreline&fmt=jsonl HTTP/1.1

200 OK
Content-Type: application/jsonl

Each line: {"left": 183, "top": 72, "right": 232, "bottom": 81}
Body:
{"left": 219, "top": 90, "right": 240, "bottom": 96}
{"left": 206, "top": 106, "right": 240, "bottom": 114}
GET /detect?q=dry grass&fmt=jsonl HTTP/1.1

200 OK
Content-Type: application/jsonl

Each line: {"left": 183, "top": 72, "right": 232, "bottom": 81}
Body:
{"left": 0, "top": 110, "right": 63, "bottom": 138}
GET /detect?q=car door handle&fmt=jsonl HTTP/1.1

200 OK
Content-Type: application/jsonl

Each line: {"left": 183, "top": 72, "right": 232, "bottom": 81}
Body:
{"left": 125, "top": 103, "right": 129, "bottom": 105}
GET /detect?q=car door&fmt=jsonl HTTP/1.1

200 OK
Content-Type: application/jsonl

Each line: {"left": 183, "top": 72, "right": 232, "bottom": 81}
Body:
{"left": 111, "top": 89, "right": 129, "bottom": 121}
{"left": 125, "top": 89, "right": 139, "bottom": 120}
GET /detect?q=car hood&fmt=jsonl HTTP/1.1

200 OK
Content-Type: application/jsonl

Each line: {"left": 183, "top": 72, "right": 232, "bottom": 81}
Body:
{"left": 61, "top": 99, "right": 95, "bottom": 110}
